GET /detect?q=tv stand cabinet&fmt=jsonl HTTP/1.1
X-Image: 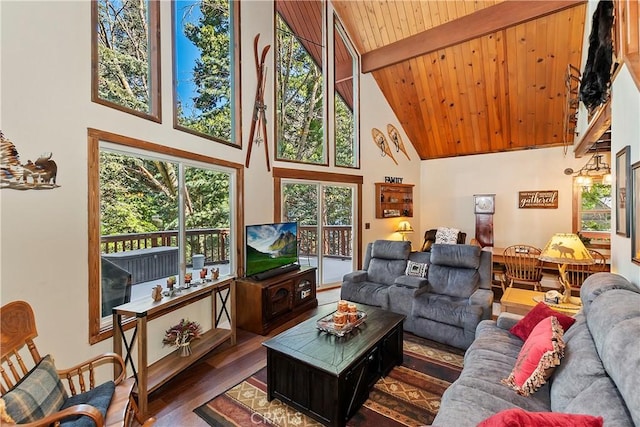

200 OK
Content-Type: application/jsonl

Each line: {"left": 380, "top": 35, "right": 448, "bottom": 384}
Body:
{"left": 236, "top": 266, "right": 317, "bottom": 335}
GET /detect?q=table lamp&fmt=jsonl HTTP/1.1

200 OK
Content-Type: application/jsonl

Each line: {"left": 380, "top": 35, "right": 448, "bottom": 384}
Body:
{"left": 395, "top": 220, "right": 414, "bottom": 241}
{"left": 539, "top": 233, "right": 594, "bottom": 303}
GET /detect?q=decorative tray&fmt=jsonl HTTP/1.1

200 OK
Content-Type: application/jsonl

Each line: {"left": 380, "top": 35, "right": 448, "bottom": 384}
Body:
{"left": 316, "top": 310, "right": 367, "bottom": 337}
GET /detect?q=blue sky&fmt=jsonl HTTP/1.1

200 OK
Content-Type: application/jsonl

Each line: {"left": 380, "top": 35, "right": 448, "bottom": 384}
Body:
{"left": 174, "top": 0, "right": 201, "bottom": 114}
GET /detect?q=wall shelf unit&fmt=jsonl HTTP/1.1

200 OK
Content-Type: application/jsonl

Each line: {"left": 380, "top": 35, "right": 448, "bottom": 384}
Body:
{"left": 375, "top": 182, "right": 414, "bottom": 218}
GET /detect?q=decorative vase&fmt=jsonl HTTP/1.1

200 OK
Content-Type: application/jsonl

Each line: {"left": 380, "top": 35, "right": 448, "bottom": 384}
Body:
{"left": 178, "top": 343, "right": 192, "bottom": 357}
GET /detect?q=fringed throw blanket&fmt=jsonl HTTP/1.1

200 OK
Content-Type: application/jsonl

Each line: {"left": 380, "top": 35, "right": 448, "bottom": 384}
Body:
{"left": 435, "top": 227, "right": 460, "bottom": 244}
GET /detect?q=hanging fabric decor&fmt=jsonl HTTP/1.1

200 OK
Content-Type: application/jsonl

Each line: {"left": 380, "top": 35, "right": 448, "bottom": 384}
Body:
{"left": 579, "top": 0, "right": 615, "bottom": 111}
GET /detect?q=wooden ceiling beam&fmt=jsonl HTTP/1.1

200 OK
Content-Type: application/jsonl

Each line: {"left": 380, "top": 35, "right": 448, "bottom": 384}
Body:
{"left": 361, "top": 0, "right": 586, "bottom": 73}
{"left": 574, "top": 101, "right": 611, "bottom": 158}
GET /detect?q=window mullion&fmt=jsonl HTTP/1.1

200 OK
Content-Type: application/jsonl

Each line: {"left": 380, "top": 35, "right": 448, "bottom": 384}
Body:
{"left": 178, "top": 163, "right": 186, "bottom": 284}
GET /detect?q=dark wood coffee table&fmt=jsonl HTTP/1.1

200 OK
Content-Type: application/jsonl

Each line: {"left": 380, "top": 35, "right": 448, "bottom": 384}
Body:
{"left": 263, "top": 304, "right": 405, "bottom": 427}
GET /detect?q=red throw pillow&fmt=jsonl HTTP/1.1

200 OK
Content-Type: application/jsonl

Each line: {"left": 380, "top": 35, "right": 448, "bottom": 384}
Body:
{"left": 478, "top": 408, "right": 604, "bottom": 427}
{"left": 502, "top": 316, "right": 565, "bottom": 396}
{"left": 510, "top": 302, "right": 576, "bottom": 341}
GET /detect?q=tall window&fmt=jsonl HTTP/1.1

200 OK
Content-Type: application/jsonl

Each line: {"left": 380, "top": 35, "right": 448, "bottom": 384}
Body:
{"left": 92, "top": 0, "right": 161, "bottom": 121}
{"left": 173, "top": 0, "right": 241, "bottom": 146}
{"left": 574, "top": 177, "right": 612, "bottom": 234}
{"left": 275, "top": 0, "right": 327, "bottom": 165}
{"left": 334, "top": 15, "right": 359, "bottom": 168}
{"left": 88, "top": 129, "right": 242, "bottom": 343}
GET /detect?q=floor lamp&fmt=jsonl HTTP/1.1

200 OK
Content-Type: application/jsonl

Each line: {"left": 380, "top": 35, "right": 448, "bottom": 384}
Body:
{"left": 539, "top": 233, "right": 594, "bottom": 304}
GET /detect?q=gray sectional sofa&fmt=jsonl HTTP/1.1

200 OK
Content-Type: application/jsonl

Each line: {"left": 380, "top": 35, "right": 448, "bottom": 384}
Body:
{"left": 341, "top": 240, "right": 493, "bottom": 349}
{"left": 433, "top": 272, "right": 640, "bottom": 426}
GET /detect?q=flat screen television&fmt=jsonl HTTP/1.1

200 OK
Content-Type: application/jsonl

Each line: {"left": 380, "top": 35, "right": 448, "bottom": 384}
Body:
{"left": 245, "top": 221, "right": 299, "bottom": 278}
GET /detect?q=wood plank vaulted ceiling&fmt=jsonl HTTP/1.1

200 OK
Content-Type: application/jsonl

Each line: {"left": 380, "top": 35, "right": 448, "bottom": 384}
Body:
{"left": 331, "top": 0, "right": 587, "bottom": 160}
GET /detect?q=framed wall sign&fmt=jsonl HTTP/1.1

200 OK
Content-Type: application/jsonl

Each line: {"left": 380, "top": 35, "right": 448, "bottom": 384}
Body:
{"left": 632, "top": 161, "right": 640, "bottom": 265}
{"left": 615, "top": 146, "right": 631, "bottom": 236}
{"left": 518, "top": 191, "right": 558, "bottom": 209}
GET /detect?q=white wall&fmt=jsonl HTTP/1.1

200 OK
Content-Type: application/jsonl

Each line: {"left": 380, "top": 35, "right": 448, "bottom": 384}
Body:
{"left": 419, "top": 147, "right": 586, "bottom": 249}
{"left": 0, "top": 1, "right": 420, "bottom": 367}
{"left": 610, "top": 64, "right": 640, "bottom": 286}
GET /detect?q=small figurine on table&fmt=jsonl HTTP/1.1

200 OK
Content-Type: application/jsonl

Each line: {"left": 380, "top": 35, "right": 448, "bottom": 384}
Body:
{"left": 152, "top": 285, "right": 163, "bottom": 301}
{"left": 211, "top": 267, "right": 219, "bottom": 280}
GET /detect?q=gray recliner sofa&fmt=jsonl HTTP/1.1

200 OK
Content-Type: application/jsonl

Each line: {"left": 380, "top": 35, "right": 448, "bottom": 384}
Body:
{"left": 341, "top": 240, "right": 493, "bottom": 349}
{"left": 433, "top": 272, "right": 640, "bottom": 426}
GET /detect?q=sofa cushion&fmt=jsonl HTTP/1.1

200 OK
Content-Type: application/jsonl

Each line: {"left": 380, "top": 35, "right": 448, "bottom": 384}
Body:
{"left": 59, "top": 381, "right": 115, "bottom": 427}
{"left": 509, "top": 302, "right": 576, "bottom": 341}
{"left": 427, "top": 265, "right": 479, "bottom": 298}
{"left": 502, "top": 316, "right": 565, "bottom": 396}
{"left": 367, "top": 258, "right": 408, "bottom": 286}
{"left": 585, "top": 289, "right": 640, "bottom": 426}
{"left": 478, "top": 408, "right": 603, "bottom": 427}
{"left": 580, "top": 272, "right": 638, "bottom": 311}
{"left": 0, "top": 355, "right": 68, "bottom": 424}
{"left": 370, "top": 240, "right": 410, "bottom": 260}
{"left": 412, "top": 293, "right": 482, "bottom": 329}
{"left": 430, "top": 244, "right": 481, "bottom": 269}
{"left": 550, "top": 313, "right": 607, "bottom": 412}
{"left": 339, "top": 281, "right": 389, "bottom": 308}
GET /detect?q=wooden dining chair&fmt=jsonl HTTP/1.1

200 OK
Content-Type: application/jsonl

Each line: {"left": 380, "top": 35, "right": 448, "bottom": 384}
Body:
{"left": 502, "top": 245, "right": 544, "bottom": 291}
{"left": 566, "top": 249, "right": 608, "bottom": 295}
{"left": 0, "top": 300, "right": 154, "bottom": 427}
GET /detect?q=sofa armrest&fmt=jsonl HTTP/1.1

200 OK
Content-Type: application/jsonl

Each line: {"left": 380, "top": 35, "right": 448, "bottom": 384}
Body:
{"left": 394, "top": 275, "right": 428, "bottom": 289}
{"left": 343, "top": 270, "right": 368, "bottom": 283}
{"left": 496, "top": 312, "right": 523, "bottom": 330}
{"left": 468, "top": 288, "right": 493, "bottom": 306}
{"left": 468, "top": 288, "right": 494, "bottom": 320}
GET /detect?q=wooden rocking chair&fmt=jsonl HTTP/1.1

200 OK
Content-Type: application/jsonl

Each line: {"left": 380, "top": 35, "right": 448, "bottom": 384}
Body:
{"left": 0, "top": 300, "right": 154, "bottom": 427}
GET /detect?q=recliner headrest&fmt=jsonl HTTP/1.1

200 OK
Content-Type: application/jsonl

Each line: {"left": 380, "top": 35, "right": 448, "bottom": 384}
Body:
{"left": 371, "top": 240, "right": 411, "bottom": 260}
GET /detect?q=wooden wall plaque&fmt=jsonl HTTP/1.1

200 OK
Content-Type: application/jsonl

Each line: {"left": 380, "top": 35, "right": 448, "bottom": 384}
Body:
{"left": 518, "top": 190, "right": 558, "bottom": 209}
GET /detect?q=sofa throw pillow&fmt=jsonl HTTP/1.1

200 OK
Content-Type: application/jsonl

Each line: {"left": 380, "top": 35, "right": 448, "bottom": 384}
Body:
{"left": 405, "top": 261, "right": 428, "bottom": 278}
{"left": 435, "top": 227, "right": 459, "bottom": 244}
{"left": 510, "top": 302, "right": 576, "bottom": 341}
{"left": 502, "top": 316, "right": 565, "bottom": 396}
{"left": 478, "top": 408, "right": 603, "bottom": 427}
{"left": 0, "top": 354, "right": 68, "bottom": 424}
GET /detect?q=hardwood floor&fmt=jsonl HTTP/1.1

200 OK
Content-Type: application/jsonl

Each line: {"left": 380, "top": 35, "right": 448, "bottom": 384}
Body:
{"left": 143, "top": 288, "right": 341, "bottom": 426}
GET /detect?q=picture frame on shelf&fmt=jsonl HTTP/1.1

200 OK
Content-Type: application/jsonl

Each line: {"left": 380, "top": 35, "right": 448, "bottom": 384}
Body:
{"left": 616, "top": 146, "right": 631, "bottom": 236}
{"left": 632, "top": 161, "right": 640, "bottom": 265}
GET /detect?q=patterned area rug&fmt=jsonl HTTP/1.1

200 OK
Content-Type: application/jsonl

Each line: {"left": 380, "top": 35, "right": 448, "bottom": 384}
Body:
{"left": 194, "top": 334, "right": 464, "bottom": 426}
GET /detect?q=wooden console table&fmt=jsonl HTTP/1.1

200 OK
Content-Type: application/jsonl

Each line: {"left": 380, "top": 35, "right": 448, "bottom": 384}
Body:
{"left": 112, "top": 278, "right": 235, "bottom": 417}
{"left": 500, "top": 287, "right": 581, "bottom": 316}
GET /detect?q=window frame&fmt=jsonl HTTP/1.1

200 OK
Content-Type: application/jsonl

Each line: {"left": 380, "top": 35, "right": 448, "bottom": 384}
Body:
{"left": 274, "top": 0, "right": 329, "bottom": 166}
{"left": 272, "top": 168, "right": 362, "bottom": 269}
{"left": 91, "top": 0, "right": 162, "bottom": 122}
{"left": 88, "top": 128, "right": 244, "bottom": 344}
{"left": 171, "top": 0, "right": 242, "bottom": 147}
{"left": 572, "top": 175, "right": 612, "bottom": 241}
{"left": 333, "top": 13, "right": 360, "bottom": 169}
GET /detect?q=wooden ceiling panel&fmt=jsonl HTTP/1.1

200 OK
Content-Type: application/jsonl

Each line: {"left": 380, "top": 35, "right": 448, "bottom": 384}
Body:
{"left": 334, "top": 0, "right": 587, "bottom": 159}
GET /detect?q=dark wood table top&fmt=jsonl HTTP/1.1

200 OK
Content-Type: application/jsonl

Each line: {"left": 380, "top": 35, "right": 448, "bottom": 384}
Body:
{"left": 263, "top": 304, "right": 405, "bottom": 376}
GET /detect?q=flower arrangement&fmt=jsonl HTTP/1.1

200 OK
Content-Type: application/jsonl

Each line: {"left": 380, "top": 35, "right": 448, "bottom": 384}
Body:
{"left": 162, "top": 319, "right": 202, "bottom": 347}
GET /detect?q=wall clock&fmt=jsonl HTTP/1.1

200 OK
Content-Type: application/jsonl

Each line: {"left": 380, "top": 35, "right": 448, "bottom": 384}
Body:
{"left": 474, "top": 194, "right": 495, "bottom": 247}
{"left": 474, "top": 194, "right": 495, "bottom": 214}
